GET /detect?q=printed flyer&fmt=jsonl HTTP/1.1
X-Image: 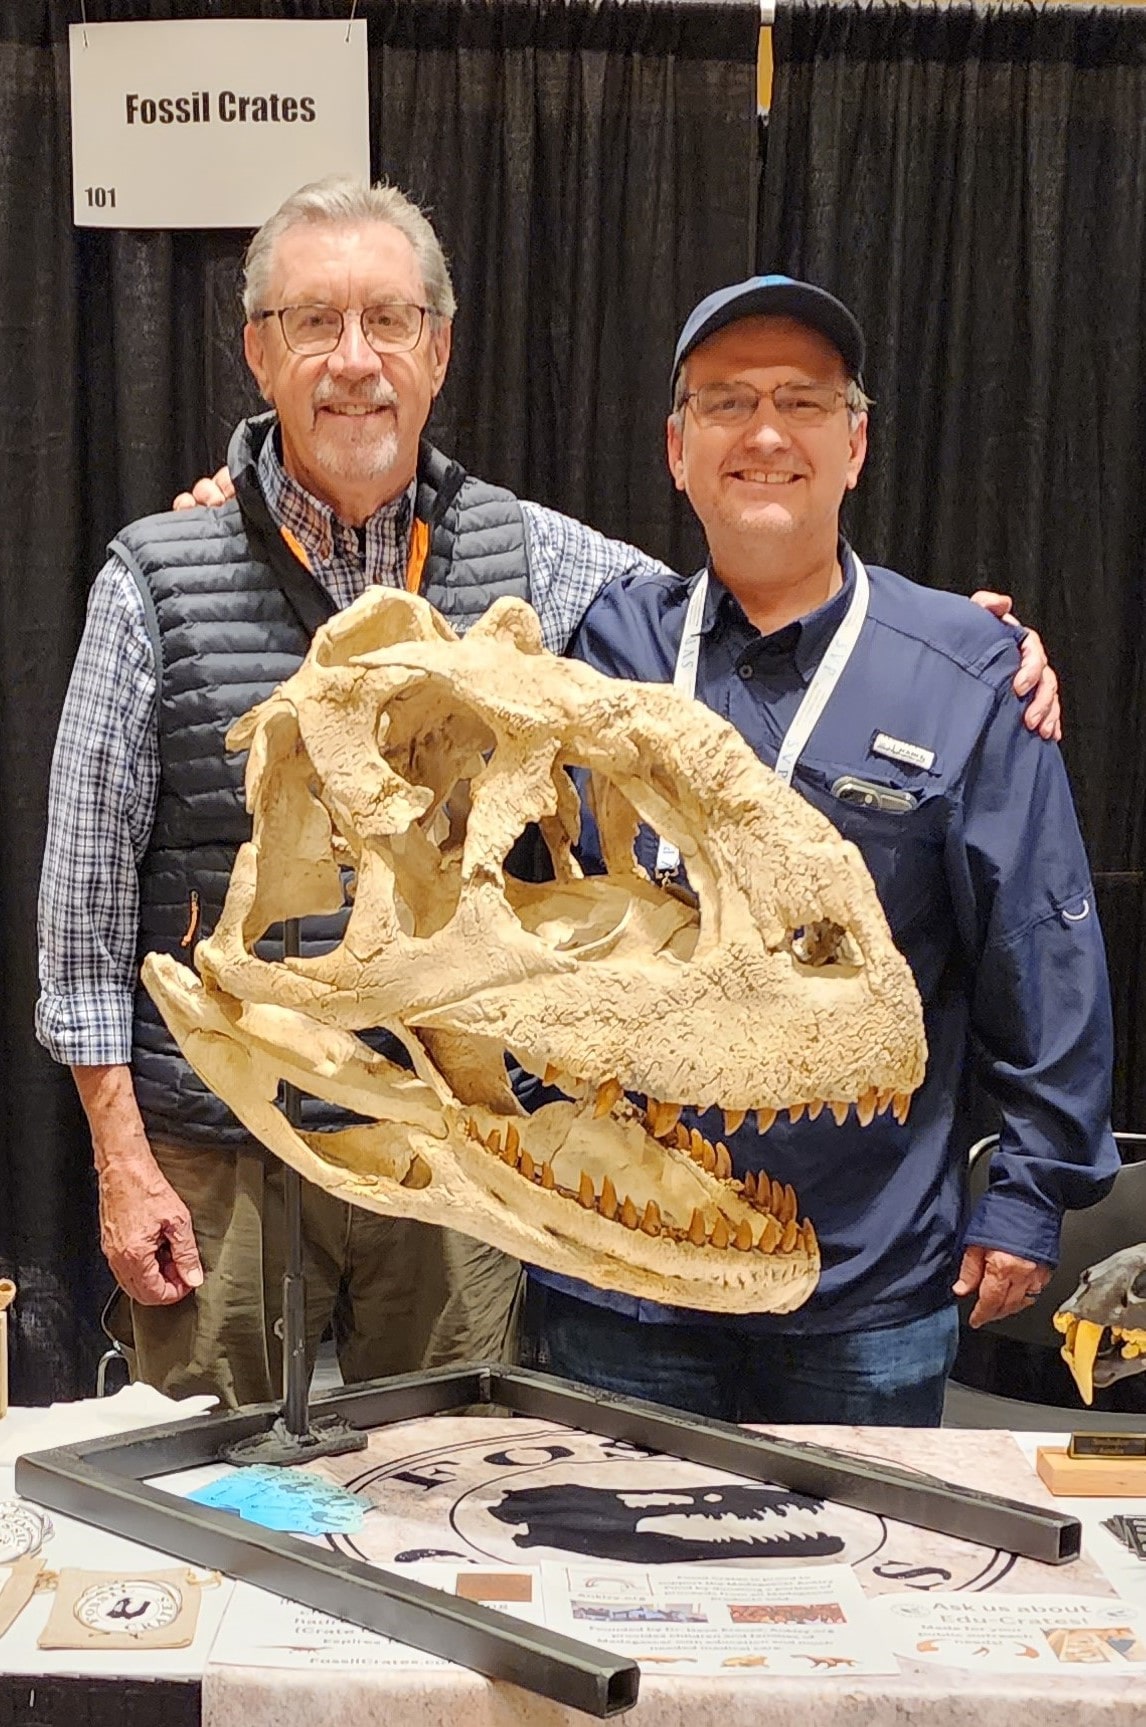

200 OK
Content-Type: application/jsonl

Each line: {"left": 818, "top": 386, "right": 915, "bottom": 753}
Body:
{"left": 208, "top": 1559, "right": 896, "bottom": 1676}
{"left": 879, "top": 1592, "right": 1146, "bottom": 1675}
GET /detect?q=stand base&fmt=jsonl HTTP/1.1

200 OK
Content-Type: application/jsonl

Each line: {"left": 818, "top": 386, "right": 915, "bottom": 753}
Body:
{"left": 222, "top": 1412, "right": 367, "bottom": 1466}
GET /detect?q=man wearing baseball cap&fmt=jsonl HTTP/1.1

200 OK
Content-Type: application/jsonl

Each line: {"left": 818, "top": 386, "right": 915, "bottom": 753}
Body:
{"left": 522, "top": 274, "right": 1118, "bottom": 1426}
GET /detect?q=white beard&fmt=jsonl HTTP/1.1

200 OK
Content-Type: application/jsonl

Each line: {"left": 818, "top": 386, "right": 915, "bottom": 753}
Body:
{"left": 310, "top": 377, "right": 401, "bottom": 480}
{"left": 311, "top": 414, "right": 400, "bottom": 480}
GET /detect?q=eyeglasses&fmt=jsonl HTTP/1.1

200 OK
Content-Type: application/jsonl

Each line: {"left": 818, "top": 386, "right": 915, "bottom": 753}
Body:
{"left": 253, "top": 302, "right": 430, "bottom": 356}
{"left": 681, "top": 381, "right": 848, "bottom": 428}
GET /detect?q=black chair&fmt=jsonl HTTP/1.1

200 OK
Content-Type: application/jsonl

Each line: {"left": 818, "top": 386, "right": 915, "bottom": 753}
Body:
{"left": 944, "top": 1133, "right": 1146, "bottom": 1430}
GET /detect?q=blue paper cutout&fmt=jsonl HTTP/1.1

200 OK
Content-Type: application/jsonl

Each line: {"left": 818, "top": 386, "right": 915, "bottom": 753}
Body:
{"left": 188, "top": 1466, "right": 365, "bottom": 1534}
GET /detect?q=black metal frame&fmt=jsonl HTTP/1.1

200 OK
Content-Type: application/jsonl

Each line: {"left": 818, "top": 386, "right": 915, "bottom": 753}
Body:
{"left": 15, "top": 1364, "right": 1082, "bottom": 1717}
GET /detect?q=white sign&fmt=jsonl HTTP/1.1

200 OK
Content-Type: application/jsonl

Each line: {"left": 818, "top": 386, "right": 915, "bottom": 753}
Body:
{"left": 69, "top": 20, "right": 370, "bottom": 229}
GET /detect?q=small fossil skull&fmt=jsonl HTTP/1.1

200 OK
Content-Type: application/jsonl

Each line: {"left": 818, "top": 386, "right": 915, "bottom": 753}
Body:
{"left": 1055, "top": 1245, "right": 1146, "bottom": 1403}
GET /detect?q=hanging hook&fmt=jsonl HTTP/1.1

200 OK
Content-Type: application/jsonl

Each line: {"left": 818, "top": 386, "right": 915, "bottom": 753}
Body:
{"left": 80, "top": 0, "right": 89, "bottom": 49}
{"left": 346, "top": 0, "right": 359, "bottom": 45}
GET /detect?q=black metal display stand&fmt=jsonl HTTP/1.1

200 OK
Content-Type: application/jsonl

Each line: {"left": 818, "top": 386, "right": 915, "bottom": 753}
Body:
{"left": 14, "top": 931, "right": 1083, "bottom": 1716}
{"left": 16, "top": 1363, "right": 1081, "bottom": 1717}
{"left": 224, "top": 918, "right": 364, "bottom": 1468}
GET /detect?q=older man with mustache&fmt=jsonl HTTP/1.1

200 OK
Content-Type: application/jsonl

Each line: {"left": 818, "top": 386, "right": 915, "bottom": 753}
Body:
{"left": 38, "top": 177, "right": 1062, "bottom": 1409}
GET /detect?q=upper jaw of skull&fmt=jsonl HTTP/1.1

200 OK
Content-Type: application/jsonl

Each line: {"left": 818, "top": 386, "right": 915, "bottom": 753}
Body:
{"left": 146, "top": 587, "right": 928, "bottom": 1313}
{"left": 1055, "top": 1244, "right": 1146, "bottom": 1400}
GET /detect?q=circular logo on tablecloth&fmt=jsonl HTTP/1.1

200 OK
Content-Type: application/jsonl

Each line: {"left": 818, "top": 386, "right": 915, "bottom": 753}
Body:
{"left": 0, "top": 1501, "right": 52, "bottom": 1563}
{"left": 73, "top": 1577, "right": 183, "bottom": 1635}
{"left": 323, "top": 1421, "right": 1014, "bottom": 1591}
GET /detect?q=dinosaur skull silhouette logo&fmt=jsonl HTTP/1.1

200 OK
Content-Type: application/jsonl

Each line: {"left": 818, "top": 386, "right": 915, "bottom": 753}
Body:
{"left": 143, "top": 589, "right": 925, "bottom": 1313}
{"left": 487, "top": 1483, "right": 845, "bottom": 1564}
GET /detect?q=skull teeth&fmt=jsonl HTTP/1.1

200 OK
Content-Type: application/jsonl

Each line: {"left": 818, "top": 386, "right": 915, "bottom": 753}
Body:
{"left": 595, "top": 1078, "right": 624, "bottom": 1118}
{"left": 757, "top": 1215, "right": 782, "bottom": 1253}
{"left": 465, "top": 1112, "right": 821, "bottom": 1257}
{"left": 647, "top": 1100, "right": 683, "bottom": 1138}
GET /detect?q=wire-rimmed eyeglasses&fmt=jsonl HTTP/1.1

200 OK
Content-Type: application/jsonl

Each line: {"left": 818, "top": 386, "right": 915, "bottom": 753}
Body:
{"left": 681, "top": 381, "right": 849, "bottom": 428}
{"left": 253, "top": 302, "right": 430, "bottom": 356}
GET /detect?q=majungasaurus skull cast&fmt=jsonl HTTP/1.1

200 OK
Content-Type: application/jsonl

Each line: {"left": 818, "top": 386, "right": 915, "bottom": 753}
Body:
{"left": 144, "top": 589, "right": 926, "bottom": 1314}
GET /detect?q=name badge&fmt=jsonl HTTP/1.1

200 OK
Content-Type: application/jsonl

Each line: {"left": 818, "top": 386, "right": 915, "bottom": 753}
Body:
{"left": 871, "top": 732, "right": 935, "bottom": 773}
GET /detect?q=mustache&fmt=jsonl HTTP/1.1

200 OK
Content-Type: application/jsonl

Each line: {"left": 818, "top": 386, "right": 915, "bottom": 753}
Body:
{"left": 312, "top": 377, "right": 399, "bottom": 411}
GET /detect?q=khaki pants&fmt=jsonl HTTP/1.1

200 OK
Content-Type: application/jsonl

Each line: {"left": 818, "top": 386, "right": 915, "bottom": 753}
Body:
{"left": 108, "top": 1140, "right": 523, "bottom": 1408}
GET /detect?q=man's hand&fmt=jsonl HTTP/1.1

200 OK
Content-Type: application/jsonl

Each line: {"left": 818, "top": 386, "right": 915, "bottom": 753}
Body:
{"left": 71, "top": 1063, "right": 204, "bottom": 1306}
{"left": 952, "top": 1245, "right": 1052, "bottom": 1329}
{"left": 970, "top": 590, "right": 1061, "bottom": 741}
{"left": 173, "top": 467, "right": 234, "bottom": 511}
{"left": 97, "top": 1154, "right": 204, "bottom": 1305}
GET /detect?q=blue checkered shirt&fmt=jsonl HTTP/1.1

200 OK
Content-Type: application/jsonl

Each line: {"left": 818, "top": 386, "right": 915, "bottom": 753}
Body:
{"left": 36, "top": 431, "right": 669, "bottom": 1064}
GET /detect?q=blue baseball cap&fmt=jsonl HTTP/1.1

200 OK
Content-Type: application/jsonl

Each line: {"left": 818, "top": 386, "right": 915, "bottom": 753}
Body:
{"left": 671, "top": 275, "right": 865, "bottom": 394}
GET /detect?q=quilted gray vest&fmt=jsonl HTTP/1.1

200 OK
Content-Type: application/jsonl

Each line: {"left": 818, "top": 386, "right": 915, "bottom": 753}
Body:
{"left": 120, "top": 415, "right": 531, "bottom": 1148}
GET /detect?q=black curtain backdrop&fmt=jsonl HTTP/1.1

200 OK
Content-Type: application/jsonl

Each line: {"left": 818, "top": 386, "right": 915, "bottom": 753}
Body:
{"left": 760, "top": 0, "right": 1146, "bottom": 1128}
{"left": 0, "top": 0, "right": 758, "bottom": 1402}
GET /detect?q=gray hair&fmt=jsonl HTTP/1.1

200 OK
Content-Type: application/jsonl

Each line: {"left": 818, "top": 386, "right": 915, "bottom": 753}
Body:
{"left": 242, "top": 176, "right": 456, "bottom": 323}
{"left": 671, "top": 369, "right": 871, "bottom": 428}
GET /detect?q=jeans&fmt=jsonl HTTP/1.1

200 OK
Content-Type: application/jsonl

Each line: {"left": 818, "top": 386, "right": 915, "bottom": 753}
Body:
{"left": 524, "top": 1284, "right": 959, "bottom": 1426}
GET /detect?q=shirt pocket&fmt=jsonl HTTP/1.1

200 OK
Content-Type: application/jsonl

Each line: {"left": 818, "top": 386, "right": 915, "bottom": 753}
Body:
{"left": 795, "top": 760, "right": 951, "bottom": 939}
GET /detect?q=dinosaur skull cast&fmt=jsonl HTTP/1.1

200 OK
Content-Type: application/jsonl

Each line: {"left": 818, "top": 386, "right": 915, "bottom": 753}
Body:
{"left": 1054, "top": 1245, "right": 1146, "bottom": 1403}
{"left": 143, "top": 589, "right": 926, "bottom": 1314}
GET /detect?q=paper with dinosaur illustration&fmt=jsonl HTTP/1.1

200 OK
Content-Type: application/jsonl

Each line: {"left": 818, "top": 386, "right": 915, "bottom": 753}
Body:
{"left": 879, "top": 1592, "right": 1146, "bottom": 1674}
{"left": 546, "top": 1560, "right": 892, "bottom": 1674}
{"left": 208, "top": 1559, "right": 893, "bottom": 1676}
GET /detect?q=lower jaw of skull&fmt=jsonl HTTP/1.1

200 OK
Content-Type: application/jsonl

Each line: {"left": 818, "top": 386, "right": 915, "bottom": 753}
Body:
{"left": 457, "top": 1098, "right": 812, "bottom": 1260}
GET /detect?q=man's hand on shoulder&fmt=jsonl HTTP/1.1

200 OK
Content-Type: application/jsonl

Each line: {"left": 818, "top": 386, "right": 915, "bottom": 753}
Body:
{"left": 953, "top": 1244, "right": 1052, "bottom": 1329}
{"left": 172, "top": 467, "right": 234, "bottom": 511}
{"left": 970, "top": 590, "right": 1061, "bottom": 741}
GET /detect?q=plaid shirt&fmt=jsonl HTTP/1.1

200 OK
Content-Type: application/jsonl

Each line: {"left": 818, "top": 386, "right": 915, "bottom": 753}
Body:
{"left": 36, "top": 431, "right": 668, "bottom": 1064}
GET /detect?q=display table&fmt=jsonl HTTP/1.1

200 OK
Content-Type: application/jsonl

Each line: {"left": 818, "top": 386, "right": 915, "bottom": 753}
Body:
{"left": 3, "top": 1391, "right": 1146, "bottom": 1727}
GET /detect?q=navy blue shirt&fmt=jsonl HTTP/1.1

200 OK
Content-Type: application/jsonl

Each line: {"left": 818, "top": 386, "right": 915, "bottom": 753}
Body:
{"left": 531, "top": 548, "right": 1118, "bottom": 1334}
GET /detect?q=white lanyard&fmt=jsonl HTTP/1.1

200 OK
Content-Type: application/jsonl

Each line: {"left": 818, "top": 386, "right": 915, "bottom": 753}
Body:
{"left": 654, "top": 556, "right": 870, "bottom": 876}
